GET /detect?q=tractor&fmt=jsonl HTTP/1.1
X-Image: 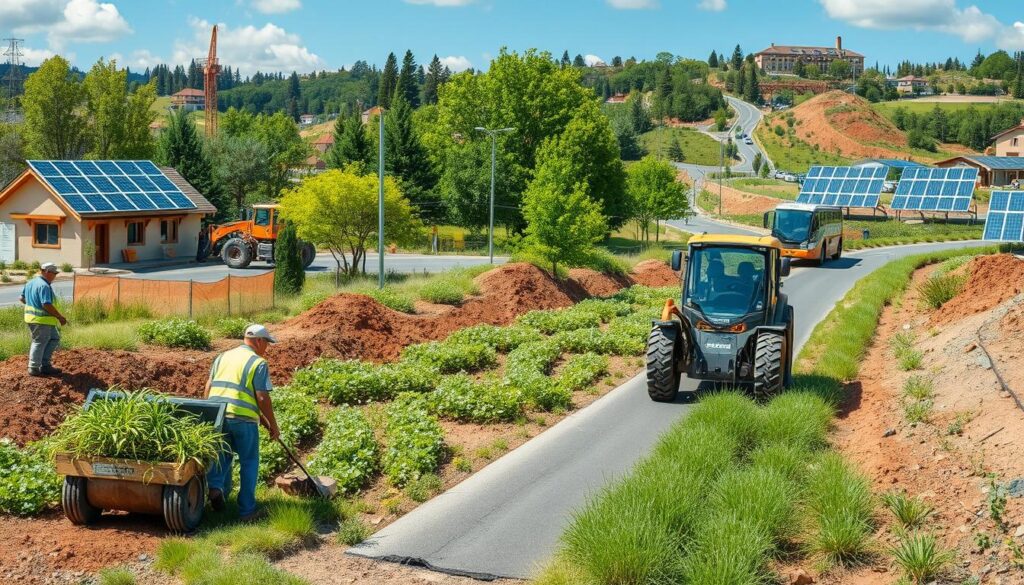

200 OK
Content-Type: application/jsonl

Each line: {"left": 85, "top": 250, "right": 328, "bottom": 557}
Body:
{"left": 203, "top": 204, "right": 316, "bottom": 269}
{"left": 646, "top": 234, "right": 794, "bottom": 402}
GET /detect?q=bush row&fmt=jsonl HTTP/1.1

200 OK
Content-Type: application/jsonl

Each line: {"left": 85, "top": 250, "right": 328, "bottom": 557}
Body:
{"left": 138, "top": 318, "right": 212, "bottom": 350}
{"left": 401, "top": 341, "right": 498, "bottom": 374}
{"left": 259, "top": 387, "right": 321, "bottom": 481}
{"left": 292, "top": 358, "right": 438, "bottom": 405}
{"left": 382, "top": 394, "right": 446, "bottom": 487}
{"left": 0, "top": 439, "right": 60, "bottom": 516}
{"left": 307, "top": 407, "right": 379, "bottom": 494}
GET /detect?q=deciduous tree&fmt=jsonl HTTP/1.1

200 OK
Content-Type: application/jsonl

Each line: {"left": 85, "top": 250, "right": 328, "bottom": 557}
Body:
{"left": 210, "top": 136, "right": 270, "bottom": 218}
{"left": 625, "top": 156, "right": 688, "bottom": 241}
{"left": 22, "top": 56, "right": 87, "bottom": 159}
{"left": 523, "top": 181, "right": 606, "bottom": 275}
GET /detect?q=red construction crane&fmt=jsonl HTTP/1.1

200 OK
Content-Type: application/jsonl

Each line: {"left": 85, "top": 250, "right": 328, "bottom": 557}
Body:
{"left": 198, "top": 25, "right": 220, "bottom": 137}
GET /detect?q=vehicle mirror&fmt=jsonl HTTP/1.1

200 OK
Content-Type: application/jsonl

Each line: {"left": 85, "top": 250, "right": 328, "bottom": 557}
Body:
{"left": 763, "top": 211, "right": 774, "bottom": 229}
{"left": 780, "top": 258, "right": 792, "bottom": 277}
{"left": 671, "top": 250, "right": 683, "bottom": 272}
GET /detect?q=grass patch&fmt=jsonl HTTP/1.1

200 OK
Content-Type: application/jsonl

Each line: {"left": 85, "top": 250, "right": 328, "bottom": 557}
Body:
{"left": 882, "top": 492, "right": 933, "bottom": 530}
{"left": 917, "top": 272, "right": 967, "bottom": 309}
{"left": 805, "top": 452, "right": 875, "bottom": 566}
{"left": 729, "top": 177, "right": 800, "bottom": 200}
{"left": 97, "top": 567, "right": 136, "bottom": 585}
{"left": 756, "top": 117, "right": 850, "bottom": 173}
{"left": 891, "top": 532, "right": 953, "bottom": 584}
{"left": 637, "top": 126, "right": 723, "bottom": 166}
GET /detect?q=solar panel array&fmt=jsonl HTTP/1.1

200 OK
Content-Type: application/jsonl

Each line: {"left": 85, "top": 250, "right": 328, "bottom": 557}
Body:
{"left": 27, "top": 160, "right": 197, "bottom": 215}
{"left": 890, "top": 167, "right": 978, "bottom": 212}
{"left": 983, "top": 191, "right": 1024, "bottom": 242}
{"left": 796, "top": 166, "right": 887, "bottom": 208}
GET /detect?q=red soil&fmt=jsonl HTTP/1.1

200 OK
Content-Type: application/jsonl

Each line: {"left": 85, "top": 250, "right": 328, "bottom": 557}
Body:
{"left": 932, "top": 254, "right": 1024, "bottom": 325}
{"left": 630, "top": 260, "right": 680, "bottom": 287}
{"left": 568, "top": 268, "right": 632, "bottom": 297}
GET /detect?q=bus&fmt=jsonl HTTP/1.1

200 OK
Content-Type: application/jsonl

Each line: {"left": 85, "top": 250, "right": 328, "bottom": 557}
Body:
{"left": 762, "top": 203, "right": 843, "bottom": 265}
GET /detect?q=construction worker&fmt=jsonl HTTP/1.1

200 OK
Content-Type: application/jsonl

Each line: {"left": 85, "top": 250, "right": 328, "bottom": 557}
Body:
{"left": 205, "top": 324, "right": 281, "bottom": 521}
{"left": 20, "top": 262, "right": 67, "bottom": 377}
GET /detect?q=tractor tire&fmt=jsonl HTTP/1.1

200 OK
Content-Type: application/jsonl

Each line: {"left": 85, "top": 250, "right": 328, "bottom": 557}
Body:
{"left": 300, "top": 242, "right": 316, "bottom": 268}
{"left": 163, "top": 475, "right": 206, "bottom": 533}
{"left": 221, "top": 238, "right": 252, "bottom": 269}
{"left": 832, "top": 239, "right": 843, "bottom": 260}
{"left": 752, "top": 331, "right": 784, "bottom": 400}
{"left": 646, "top": 325, "right": 681, "bottom": 402}
{"left": 62, "top": 476, "right": 100, "bottom": 525}
{"left": 783, "top": 306, "right": 795, "bottom": 388}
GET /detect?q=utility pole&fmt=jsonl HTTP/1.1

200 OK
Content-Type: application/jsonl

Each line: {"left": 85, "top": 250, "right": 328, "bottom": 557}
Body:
{"left": 475, "top": 126, "right": 515, "bottom": 264}
{"left": 2, "top": 38, "right": 24, "bottom": 124}
{"left": 378, "top": 109, "right": 385, "bottom": 289}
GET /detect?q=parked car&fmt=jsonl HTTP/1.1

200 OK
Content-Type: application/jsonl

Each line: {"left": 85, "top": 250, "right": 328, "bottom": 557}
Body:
{"left": 782, "top": 173, "right": 798, "bottom": 183}
{"left": 882, "top": 180, "right": 897, "bottom": 193}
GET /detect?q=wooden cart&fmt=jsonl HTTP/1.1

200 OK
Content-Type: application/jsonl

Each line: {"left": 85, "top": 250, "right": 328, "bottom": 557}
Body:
{"left": 57, "top": 390, "right": 226, "bottom": 533}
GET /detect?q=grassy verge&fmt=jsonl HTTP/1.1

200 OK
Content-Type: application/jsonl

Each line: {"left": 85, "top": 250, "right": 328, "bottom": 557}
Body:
{"left": 538, "top": 245, "right": 999, "bottom": 585}
{"left": 637, "top": 127, "right": 723, "bottom": 167}
{"left": 756, "top": 118, "right": 850, "bottom": 174}
{"left": 842, "top": 220, "right": 983, "bottom": 251}
{"left": 728, "top": 177, "right": 800, "bottom": 200}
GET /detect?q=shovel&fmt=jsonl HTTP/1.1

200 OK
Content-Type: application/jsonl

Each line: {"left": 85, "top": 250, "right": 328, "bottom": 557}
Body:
{"left": 261, "top": 415, "right": 336, "bottom": 499}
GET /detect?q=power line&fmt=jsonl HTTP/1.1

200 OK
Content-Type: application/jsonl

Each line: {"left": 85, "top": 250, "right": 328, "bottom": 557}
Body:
{"left": 2, "top": 37, "right": 24, "bottom": 124}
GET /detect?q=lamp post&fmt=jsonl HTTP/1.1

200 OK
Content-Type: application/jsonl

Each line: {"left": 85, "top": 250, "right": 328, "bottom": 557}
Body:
{"left": 378, "top": 108, "right": 385, "bottom": 289}
{"left": 475, "top": 126, "right": 515, "bottom": 264}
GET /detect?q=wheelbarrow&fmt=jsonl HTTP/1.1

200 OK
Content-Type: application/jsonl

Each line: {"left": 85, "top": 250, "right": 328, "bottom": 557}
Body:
{"left": 55, "top": 389, "right": 226, "bottom": 533}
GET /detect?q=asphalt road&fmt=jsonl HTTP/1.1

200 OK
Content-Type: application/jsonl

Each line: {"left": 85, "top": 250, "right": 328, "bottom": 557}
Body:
{"left": 0, "top": 253, "right": 505, "bottom": 308}
{"left": 348, "top": 237, "right": 987, "bottom": 580}
{"left": 724, "top": 95, "right": 765, "bottom": 173}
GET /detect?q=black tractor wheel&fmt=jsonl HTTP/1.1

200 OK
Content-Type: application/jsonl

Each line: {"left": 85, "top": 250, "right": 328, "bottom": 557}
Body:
{"left": 783, "top": 307, "right": 795, "bottom": 387}
{"left": 752, "top": 331, "right": 785, "bottom": 400}
{"left": 221, "top": 238, "right": 253, "bottom": 269}
{"left": 62, "top": 476, "right": 101, "bottom": 525}
{"left": 300, "top": 242, "right": 316, "bottom": 268}
{"left": 646, "top": 325, "right": 681, "bottom": 402}
{"left": 163, "top": 475, "right": 206, "bottom": 533}
{"left": 832, "top": 239, "right": 843, "bottom": 260}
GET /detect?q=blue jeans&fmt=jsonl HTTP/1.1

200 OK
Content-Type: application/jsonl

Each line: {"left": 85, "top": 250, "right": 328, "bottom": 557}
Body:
{"left": 207, "top": 417, "right": 260, "bottom": 517}
{"left": 27, "top": 323, "right": 60, "bottom": 371}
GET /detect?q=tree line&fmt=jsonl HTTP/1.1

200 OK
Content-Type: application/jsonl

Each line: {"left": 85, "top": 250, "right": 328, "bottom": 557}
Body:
{"left": 889, "top": 101, "right": 1024, "bottom": 152}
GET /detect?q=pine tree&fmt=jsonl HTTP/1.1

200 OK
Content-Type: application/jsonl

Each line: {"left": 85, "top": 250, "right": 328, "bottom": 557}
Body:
{"left": 326, "top": 114, "right": 373, "bottom": 170}
{"left": 286, "top": 71, "right": 301, "bottom": 121}
{"left": 735, "top": 65, "right": 746, "bottom": 98}
{"left": 561, "top": 51, "right": 571, "bottom": 68}
{"left": 708, "top": 50, "right": 719, "bottom": 68}
{"left": 422, "top": 55, "right": 444, "bottom": 105}
{"left": 379, "top": 52, "right": 399, "bottom": 108}
{"left": 731, "top": 45, "right": 743, "bottom": 71}
{"left": 274, "top": 220, "right": 305, "bottom": 294}
{"left": 384, "top": 95, "right": 440, "bottom": 221}
{"left": 970, "top": 50, "right": 984, "bottom": 71}
{"left": 1014, "top": 55, "right": 1024, "bottom": 99}
{"left": 629, "top": 91, "right": 651, "bottom": 133}
{"left": 745, "top": 64, "right": 761, "bottom": 104}
{"left": 573, "top": 54, "right": 586, "bottom": 67}
{"left": 654, "top": 68, "right": 673, "bottom": 120}
{"left": 397, "top": 50, "right": 420, "bottom": 107}
{"left": 157, "top": 108, "right": 227, "bottom": 220}
{"left": 612, "top": 56, "right": 623, "bottom": 67}
{"left": 667, "top": 138, "right": 684, "bottom": 162}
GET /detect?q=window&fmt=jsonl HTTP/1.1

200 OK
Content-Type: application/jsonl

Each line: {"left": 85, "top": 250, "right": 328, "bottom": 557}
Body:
{"left": 33, "top": 222, "right": 59, "bottom": 248}
{"left": 1013, "top": 137, "right": 1019, "bottom": 147}
{"left": 254, "top": 208, "right": 271, "bottom": 226}
{"left": 160, "top": 219, "right": 179, "bottom": 244}
{"left": 127, "top": 221, "right": 145, "bottom": 245}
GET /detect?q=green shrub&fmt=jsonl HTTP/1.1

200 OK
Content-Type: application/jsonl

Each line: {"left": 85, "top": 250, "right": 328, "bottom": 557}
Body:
{"left": 510, "top": 368, "right": 572, "bottom": 412}
{"left": 10, "top": 260, "right": 26, "bottom": 270}
{"left": 554, "top": 328, "right": 645, "bottom": 356}
{"left": 882, "top": 491, "right": 933, "bottom": 530}
{"left": 557, "top": 353, "right": 609, "bottom": 392}
{"left": 517, "top": 309, "right": 602, "bottom": 335}
{"left": 51, "top": 390, "right": 224, "bottom": 466}
{"left": 359, "top": 286, "right": 416, "bottom": 313}
{"left": 506, "top": 339, "right": 562, "bottom": 375}
{"left": 401, "top": 340, "right": 497, "bottom": 374}
{"left": 573, "top": 299, "right": 632, "bottom": 322}
{"left": 216, "top": 317, "right": 249, "bottom": 339}
{"left": 903, "top": 399, "right": 933, "bottom": 424}
{"left": 917, "top": 272, "right": 966, "bottom": 309}
{"left": 612, "top": 285, "right": 677, "bottom": 307}
{"left": 258, "top": 387, "right": 320, "bottom": 480}
{"left": 307, "top": 407, "right": 379, "bottom": 494}
{"left": 60, "top": 262, "right": 74, "bottom": 273}
{"left": 0, "top": 438, "right": 60, "bottom": 515}
{"left": 760, "top": 391, "right": 833, "bottom": 450}
{"left": 680, "top": 511, "right": 772, "bottom": 585}
{"left": 419, "top": 279, "right": 467, "bottom": 305}
{"left": 291, "top": 358, "right": 438, "bottom": 405}
{"left": 404, "top": 473, "right": 442, "bottom": 502}
{"left": 336, "top": 518, "right": 371, "bottom": 545}
{"left": 891, "top": 532, "right": 953, "bottom": 583}
{"left": 607, "top": 313, "right": 656, "bottom": 339}
{"left": 137, "top": 319, "right": 211, "bottom": 350}
{"left": 429, "top": 375, "right": 523, "bottom": 423}
{"left": 446, "top": 324, "right": 543, "bottom": 352}
{"left": 805, "top": 452, "right": 874, "bottom": 566}
{"left": 382, "top": 394, "right": 445, "bottom": 487}
{"left": 30, "top": 260, "right": 41, "bottom": 271}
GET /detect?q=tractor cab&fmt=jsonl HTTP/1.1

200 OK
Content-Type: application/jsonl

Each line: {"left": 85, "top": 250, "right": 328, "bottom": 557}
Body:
{"left": 647, "top": 235, "right": 794, "bottom": 402}
{"left": 246, "top": 204, "right": 281, "bottom": 240}
{"left": 203, "top": 204, "right": 315, "bottom": 269}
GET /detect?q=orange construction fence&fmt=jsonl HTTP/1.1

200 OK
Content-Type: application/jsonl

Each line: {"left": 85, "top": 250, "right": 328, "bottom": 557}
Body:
{"left": 73, "top": 271, "right": 276, "bottom": 318}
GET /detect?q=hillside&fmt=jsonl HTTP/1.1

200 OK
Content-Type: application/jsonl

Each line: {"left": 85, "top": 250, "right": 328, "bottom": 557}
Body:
{"left": 758, "top": 91, "right": 974, "bottom": 172}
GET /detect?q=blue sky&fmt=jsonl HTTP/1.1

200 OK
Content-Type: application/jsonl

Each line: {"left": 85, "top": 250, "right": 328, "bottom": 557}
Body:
{"left": 3, "top": 0, "right": 1023, "bottom": 75}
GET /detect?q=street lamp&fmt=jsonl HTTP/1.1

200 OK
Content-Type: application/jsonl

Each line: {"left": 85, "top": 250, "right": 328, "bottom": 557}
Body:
{"left": 475, "top": 126, "right": 515, "bottom": 264}
{"left": 378, "top": 108, "right": 385, "bottom": 289}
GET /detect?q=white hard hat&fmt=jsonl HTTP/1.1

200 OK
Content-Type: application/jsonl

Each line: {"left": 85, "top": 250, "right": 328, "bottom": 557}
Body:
{"left": 244, "top": 324, "right": 277, "bottom": 344}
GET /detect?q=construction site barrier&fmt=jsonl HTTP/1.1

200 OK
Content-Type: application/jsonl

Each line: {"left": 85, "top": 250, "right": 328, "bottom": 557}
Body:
{"left": 72, "top": 271, "right": 275, "bottom": 318}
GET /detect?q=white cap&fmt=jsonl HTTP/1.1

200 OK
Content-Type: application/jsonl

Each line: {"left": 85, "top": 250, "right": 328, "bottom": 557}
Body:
{"left": 244, "top": 324, "right": 277, "bottom": 343}
{"left": 41, "top": 262, "right": 59, "bottom": 273}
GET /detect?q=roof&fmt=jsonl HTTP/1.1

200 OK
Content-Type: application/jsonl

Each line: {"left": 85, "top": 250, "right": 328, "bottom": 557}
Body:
{"left": 312, "top": 134, "right": 334, "bottom": 145}
{"left": 775, "top": 202, "right": 842, "bottom": 212}
{"left": 363, "top": 106, "right": 383, "bottom": 115}
{"left": 896, "top": 76, "right": 927, "bottom": 82}
{"left": 688, "top": 234, "right": 782, "bottom": 249}
{"left": 991, "top": 120, "right": 1024, "bottom": 142}
{"left": 853, "top": 158, "right": 925, "bottom": 169}
{"left": 756, "top": 45, "right": 863, "bottom": 58}
{"left": 172, "top": 88, "right": 204, "bottom": 97}
{"left": 161, "top": 167, "right": 216, "bottom": 214}
{"left": 937, "top": 156, "right": 1024, "bottom": 171}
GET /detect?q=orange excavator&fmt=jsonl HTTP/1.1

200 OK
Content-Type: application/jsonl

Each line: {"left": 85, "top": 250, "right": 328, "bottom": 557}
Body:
{"left": 200, "top": 204, "right": 316, "bottom": 269}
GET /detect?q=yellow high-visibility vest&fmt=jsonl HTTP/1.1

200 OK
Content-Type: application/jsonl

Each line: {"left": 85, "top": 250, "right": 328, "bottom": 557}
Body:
{"left": 208, "top": 346, "right": 265, "bottom": 421}
{"left": 23, "top": 278, "right": 58, "bottom": 326}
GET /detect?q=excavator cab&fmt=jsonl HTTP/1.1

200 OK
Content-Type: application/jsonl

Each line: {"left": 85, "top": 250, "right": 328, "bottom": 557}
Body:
{"left": 646, "top": 234, "right": 794, "bottom": 402}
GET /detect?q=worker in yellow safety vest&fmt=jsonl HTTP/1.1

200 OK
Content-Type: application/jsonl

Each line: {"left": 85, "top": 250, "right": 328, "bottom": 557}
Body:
{"left": 20, "top": 262, "right": 67, "bottom": 377}
{"left": 205, "top": 324, "right": 281, "bottom": 521}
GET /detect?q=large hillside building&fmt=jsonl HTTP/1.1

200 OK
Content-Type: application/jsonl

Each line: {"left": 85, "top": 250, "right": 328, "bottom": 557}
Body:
{"left": 754, "top": 37, "right": 864, "bottom": 77}
{"left": 170, "top": 88, "right": 205, "bottom": 112}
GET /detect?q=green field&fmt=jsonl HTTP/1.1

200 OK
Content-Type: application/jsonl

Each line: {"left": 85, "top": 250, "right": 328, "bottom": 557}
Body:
{"left": 638, "top": 127, "right": 724, "bottom": 167}
{"left": 871, "top": 100, "right": 1002, "bottom": 120}
{"left": 756, "top": 122, "right": 850, "bottom": 174}
{"left": 728, "top": 177, "right": 799, "bottom": 200}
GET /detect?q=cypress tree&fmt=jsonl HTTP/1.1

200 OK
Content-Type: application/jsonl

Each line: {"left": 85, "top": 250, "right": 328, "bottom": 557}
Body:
{"left": 384, "top": 95, "right": 440, "bottom": 221}
{"left": 745, "top": 64, "right": 761, "bottom": 104}
{"left": 731, "top": 45, "right": 743, "bottom": 71}
{"left": 274, "top": 220, "right": 305, "bottom": 294}
{"left": 286, "top": 71, "right": 301, "bottom": 121}
{"left": 397, "top": 50, "right": 420, "bottom": 107}
{"left": 708, "top": 50, "right": 719, "bottom": 68}
{"left": 379, "top": 53, "right": 399, "bottom": 108}
{"left": 423, "top": 55, "right": 443, "bottom": 105}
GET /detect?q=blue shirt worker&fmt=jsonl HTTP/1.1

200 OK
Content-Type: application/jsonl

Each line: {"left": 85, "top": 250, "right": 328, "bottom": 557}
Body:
{"left": 205, "top": 324, "right": 281, "bottom": 521}
{"left": 20, "top": 263, "right": 67, "bottom": 377}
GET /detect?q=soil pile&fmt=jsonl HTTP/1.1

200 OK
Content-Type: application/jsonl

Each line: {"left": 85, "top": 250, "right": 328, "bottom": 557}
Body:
{"left": 932, "top": 254, "right": 1024, "bottom": 324}
{"left": 568, "top": 268, "right": 632, "bottom": 297}
{"left": 631, "top": 260, "right": 679, "bottom": 287}
{"left": 0, "top": 349, "right": 210, "bottom": 445}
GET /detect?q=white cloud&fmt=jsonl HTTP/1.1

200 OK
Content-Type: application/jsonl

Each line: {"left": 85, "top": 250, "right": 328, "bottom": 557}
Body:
{"left": 606, "top": 0, "right": 658, "bottom": 8}
{"left": 584, "top": 54, "right": 604, "bottom": 66}
{"left": 1004, "top": 21, "right": 1024, "bottom": 49}
{"left": 251, "top": 0, "right": 301, "bottom": 14}
{"left": 404, "top": 0, "right": 475, "bottom": 5}
{"left": 172, "top": 18, "right": 322, "bottom": 75}
{"left": 0, "top": 0, "right": 65, "bottom": 31}
{"left": 817, "top": 0, "right": 1010, "bottom": 45}
{"left": 439, "top": 55, "right": 472, "bottom": 72}
{"left": 109, "top": 49, "right": 164, "bottom": 70}
{"left": 21, "top": 46, "right": 57, "bottom": 66}
{"left": 698, "top": 0, "right": 726, "bottom": 11}
{"left": 48, "top": 0, "right": 132, "bottom": 48}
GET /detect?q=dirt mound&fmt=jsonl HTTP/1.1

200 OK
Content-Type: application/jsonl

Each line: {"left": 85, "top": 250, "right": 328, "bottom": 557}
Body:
{"left": 568, "top": 268, "right": 632, "bottom": 297}
{"left": 932, "top": 254, "right": 1024, "bottom": 324}
{"left": 0, "top": 349, "right": 211, "bottom": 445}
{"left": 630, "top": 260, "right": 679, "bottom": 287}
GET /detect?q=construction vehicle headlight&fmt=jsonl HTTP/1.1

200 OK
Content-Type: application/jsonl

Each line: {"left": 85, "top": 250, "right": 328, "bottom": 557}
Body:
{"left": 696, "top": 320, "right": 716, "bottom": 331}
{"left": 799, "top": 242, "right": 809, "bottom": 249}
{"left": 725, "top": 323, "right": 747, "bottom": 333}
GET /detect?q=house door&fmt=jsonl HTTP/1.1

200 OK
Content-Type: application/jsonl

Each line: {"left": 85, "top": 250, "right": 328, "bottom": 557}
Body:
{"left": 95, "top": 223, "right": 109, "bottom": 264}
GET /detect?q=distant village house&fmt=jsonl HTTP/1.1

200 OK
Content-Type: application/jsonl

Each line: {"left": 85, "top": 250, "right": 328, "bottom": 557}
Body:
{"left": 170, "top": 88, "right": 205, "bottom": 112}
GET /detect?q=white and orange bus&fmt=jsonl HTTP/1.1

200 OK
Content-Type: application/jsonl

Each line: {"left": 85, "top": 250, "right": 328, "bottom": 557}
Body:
{"left": 762, "top": 203, "right": 843, "bottom": 265}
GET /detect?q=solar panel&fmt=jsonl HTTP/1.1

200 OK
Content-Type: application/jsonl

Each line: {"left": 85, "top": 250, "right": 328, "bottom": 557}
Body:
{"left": 26, "top": 160, "right": 197, "bottom": 215}
{"left": 891, "top": 167, "right": 978, "bottom": 211}
{"left": 984, "top": 191, "right": 1024, "bottom": 241}
{"left": 797, "top": 166, "right": 887, "bottom": 207}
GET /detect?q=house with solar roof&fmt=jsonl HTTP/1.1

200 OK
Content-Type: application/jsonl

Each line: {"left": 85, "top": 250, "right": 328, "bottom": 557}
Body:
{"left": 0, "top": 160, "right": 216, "bottom": 266}
{"left": 935, "top": 155, "right": 1024, "bottom": 188}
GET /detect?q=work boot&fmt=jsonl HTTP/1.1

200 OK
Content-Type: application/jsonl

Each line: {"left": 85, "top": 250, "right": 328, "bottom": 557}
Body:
{"left": 27, "top": 368, "right": 42, "bottom": 377}
{"left": 208, "top": 488, "right": 226, "bottom": 512}
{"left": 41, "top": 365, "right": 63, "bottom": 376}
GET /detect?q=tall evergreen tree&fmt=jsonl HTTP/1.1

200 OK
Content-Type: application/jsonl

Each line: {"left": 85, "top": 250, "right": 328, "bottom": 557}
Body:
{"left": 612, "top": 56, "right": 623, "bottom": 67}
{"left": 326, "top": 114, "right": 373, "bottom": 170}
{"left": 744, "top": 64, "right": 761, "bottom": 104}
{"left": 397, "top": 50, "right": 420, "bottom": 107}
{"left": 708, "top": 50, "right": 719, "bottom": 68}
{"left": 794, "top": 60, "right": 806, "bottom": 78}
{"left": 629, "top": 91, "right": 651, "bottom": 133}
{"left": 384, "top": 95, "right": 440, "bottom": 221}
{"left": 735, "top": 65, "right": 746, "bottom": 98}
{"left": 731, "top": 45, "right": 744, "bottom": 71}
{"left": 573, "top": 54, "right": 586, "bottom": 67}
{"left": 561, "top": 51, "right": 571, "bottom": 68}
{"left": 379, "top": 53, "right": 399, "bottom": 108}
{"left": 286, "top": 71, "right": 301, "bottom": 121}
{"left": 653, "top": 67, "right": 673, "bottom": 120}
{"left": 157, "top": 108, "right": 227, "bottom": 220}
{"left": 970, "top": 50, "right": 984, "bottom": 71}
{"left": 422, "top": 55, "right": 444, "bottom": 105}
{"left": 274, "top": 220, "right": 305, "bottom": 294}
{"left": 667, "top": 138, "right": 684, "bottom": 162}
